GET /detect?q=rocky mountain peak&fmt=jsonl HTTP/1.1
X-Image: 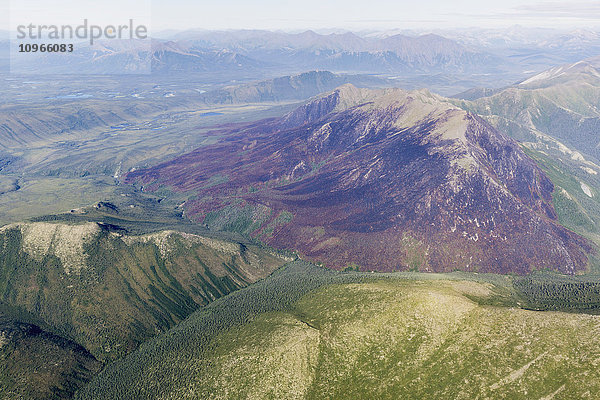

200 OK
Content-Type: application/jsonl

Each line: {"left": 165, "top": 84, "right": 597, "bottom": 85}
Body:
{"left": 126, "top": 86, "right": 592, "bottom": 274}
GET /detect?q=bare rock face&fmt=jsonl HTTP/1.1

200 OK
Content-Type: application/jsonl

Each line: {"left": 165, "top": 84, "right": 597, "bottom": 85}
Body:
{"left": 126, "top": 85, "right": 592, "bottom": 274}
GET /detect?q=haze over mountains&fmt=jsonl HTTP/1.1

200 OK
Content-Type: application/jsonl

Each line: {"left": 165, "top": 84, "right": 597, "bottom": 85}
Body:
{"left": 9, "top": 26, "right": 599, "bottom": 96}
{"left": 168, "top": 27, "right": 600, "bottom": 66}
{"left": 11, "top": 32, "right": 495, "bottom": 78}
{"left": 166, "top": 30, "right": 497, "bottom": 72}
{"left": 438, "top": 27, "right": 600, "bottom": 62}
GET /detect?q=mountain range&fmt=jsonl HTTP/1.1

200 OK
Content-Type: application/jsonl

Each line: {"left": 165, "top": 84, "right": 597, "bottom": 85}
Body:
{"left": 173, "top": 30, "right": 498, "bottom": 71}
{"left": 11, "top": 32, "right": 498, "bottom": 76}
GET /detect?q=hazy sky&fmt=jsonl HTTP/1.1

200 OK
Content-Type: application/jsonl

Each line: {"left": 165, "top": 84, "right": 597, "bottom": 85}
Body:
{"left": 2, "top": 0, "right": 599, "bottom": 32}
{"left": 153, "top": 0, "right": 600, "bottom": 31}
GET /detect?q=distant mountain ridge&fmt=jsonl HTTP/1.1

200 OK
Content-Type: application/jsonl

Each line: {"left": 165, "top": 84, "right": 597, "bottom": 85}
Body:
{"left": 177, "top": 30, "right": 469, "bottom": 53}
{"left": 11, "top": 31, "right": 497, "bottom": 75}
{"left": 198, "top": 70, "right": 389, "bottom": 104}
{"left": 179, "top": 30, "right": 497, "bottom": 73}
{"left": 11, "top": 39, "right": 269, "bottom": 75}
{"left": 517, "top": 56, "right": 600, "bottom": 88}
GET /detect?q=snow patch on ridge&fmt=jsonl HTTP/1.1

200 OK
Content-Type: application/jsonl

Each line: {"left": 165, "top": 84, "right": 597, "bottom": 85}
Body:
{"left": 581, "top": 182, "right": 593, "bottom": 198}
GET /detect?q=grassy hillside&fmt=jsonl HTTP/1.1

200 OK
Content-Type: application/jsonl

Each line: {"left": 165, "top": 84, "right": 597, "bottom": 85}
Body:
{"left": 521, "top": 147, "right": 600, "bottom": 247}
{"left": 452, "top": 83, "right": 600, "bottom": 162}
{"left": 75, "top": 261, "right": 366, "bottom": 399}
{"left": 76, "top": 261, "right": 600, "bottom": 399}
{"left": 0, "top": 221, "right": 285, "bottom": 362}
{"left": 193, "top": 280, "right": 600, "bottom": 399}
